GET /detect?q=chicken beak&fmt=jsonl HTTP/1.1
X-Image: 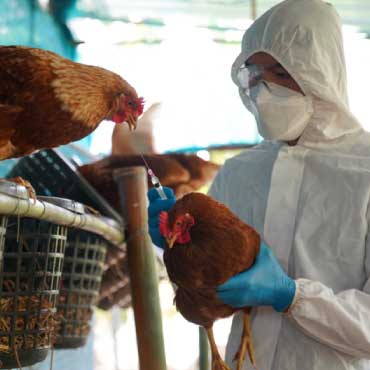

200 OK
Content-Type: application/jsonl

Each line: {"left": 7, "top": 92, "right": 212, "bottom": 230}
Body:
{"left": 127, "top": 115, "right": 137, "bottom": 131}
{"left": 166, "top": 234, "right": 177, "bottom": 249}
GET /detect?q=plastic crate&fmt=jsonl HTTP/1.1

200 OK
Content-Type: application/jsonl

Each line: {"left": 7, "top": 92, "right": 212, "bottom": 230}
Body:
{"left": 7, "top": 149, "right": 122, "bottom": 223}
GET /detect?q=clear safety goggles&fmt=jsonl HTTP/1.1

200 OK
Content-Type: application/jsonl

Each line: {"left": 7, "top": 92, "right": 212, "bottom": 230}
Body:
{"left": 236, "top": 63, "right": 279, "bottom": 95}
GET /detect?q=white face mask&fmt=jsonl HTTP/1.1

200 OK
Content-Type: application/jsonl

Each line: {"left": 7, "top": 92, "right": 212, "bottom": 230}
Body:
{"left": 240, "top": 81, "right": 313, "bottom": 141}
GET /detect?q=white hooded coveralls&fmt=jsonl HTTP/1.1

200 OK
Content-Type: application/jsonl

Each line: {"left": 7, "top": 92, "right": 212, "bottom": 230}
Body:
{"left": 209, "top": 0, "right": 370, "bottom": 369}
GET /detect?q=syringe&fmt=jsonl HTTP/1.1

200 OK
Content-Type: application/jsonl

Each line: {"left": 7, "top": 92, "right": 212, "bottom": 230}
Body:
{"left": 147, "top": 168, "right": 167, "bottom": 200}
{"left": 140, "top": 154, "right": 167, "bottom": 200}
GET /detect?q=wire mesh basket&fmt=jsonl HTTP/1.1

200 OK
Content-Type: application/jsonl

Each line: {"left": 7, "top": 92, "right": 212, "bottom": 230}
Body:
{"left": 7, "top": 149, "right": 122, "bottom": 223}
{"left": 0, "top": 216, "right": 7, "bottom": 267}
{"left": 0, "top": 215, "right": 66, "bottom": 369}
{"left": 38, "top": 197, "right": 108, "bottom": 349}
{"left": 55, "top": 230, "right": 107, "bottom": 348}
{"left": 0, "top": 175, "right": 14, "bottom": 245}
{"left": 97, "top": 241, "right": 130, "bottom": 311}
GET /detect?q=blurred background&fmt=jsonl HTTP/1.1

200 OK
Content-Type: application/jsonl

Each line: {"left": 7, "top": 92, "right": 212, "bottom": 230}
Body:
{"left": 1, "top": 1, "right": 370, "bottom": 369}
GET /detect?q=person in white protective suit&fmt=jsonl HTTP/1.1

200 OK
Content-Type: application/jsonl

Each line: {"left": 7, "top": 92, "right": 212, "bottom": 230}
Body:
{"left": 147, "top": 0, "right": 370, "bottom": 369}
{"left": 212, "top": 0, "right": 370, "bottom": 369}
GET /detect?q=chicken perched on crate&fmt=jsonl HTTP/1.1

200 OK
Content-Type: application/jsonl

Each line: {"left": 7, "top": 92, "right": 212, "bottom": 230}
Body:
{"left": 78, "top": 153, "right": 220, "bottom": 207}
{"left": 159, "top": 192, "right": 260, "bottom": 370}
{"left": 0, "top": 46, "right": 144, "bottom": 159}
{"left": 0, "top": 45, "right": 144, "bottom": 199}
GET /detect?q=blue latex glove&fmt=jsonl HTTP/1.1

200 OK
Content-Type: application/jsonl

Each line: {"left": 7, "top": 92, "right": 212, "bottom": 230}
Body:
{"left": 217, "top": 242, "right": 296, "bottom": 312}
{"left": 147, "top": 187, "right": 176, "bottom": 248}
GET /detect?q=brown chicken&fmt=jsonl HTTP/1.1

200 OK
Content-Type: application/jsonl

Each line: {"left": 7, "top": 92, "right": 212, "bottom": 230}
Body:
{"left": 0, "top": 45, "right": 144, "bottom": 159}
{"left": 159, "top": 192, "right": 260, "bottom": 370}
{"left": 168, "top": 153, "right": 220, "bottom": 196}
{"left": 78, "top": 153, "right": 220, "bottom": 209}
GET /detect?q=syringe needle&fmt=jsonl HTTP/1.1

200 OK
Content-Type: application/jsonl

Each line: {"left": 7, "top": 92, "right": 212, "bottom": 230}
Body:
{"left": 140, "top": 153, "right": 167, "bottom": 200}
{"left": 140, "top": 153, "right": 151, "bottom": 170}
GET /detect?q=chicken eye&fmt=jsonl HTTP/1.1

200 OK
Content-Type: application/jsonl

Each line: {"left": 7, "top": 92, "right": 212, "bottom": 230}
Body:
{"left": 175, "top": 221, "right": 182, "bottom": 226}
{"left": 128, "top": 100, "right": 135, "bottom": 108}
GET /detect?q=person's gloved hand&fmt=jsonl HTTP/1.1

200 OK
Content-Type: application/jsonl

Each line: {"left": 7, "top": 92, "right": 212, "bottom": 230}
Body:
{"left": 217, "top": 242, "right": 296, "bottom": 312}
{"left": 147, "top": 187, "right": 176, "bottom": 248}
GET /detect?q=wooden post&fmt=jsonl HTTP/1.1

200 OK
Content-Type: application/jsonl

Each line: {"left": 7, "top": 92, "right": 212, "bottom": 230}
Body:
{"left": 114, "top": 167, "right": 167, "bottom": 370}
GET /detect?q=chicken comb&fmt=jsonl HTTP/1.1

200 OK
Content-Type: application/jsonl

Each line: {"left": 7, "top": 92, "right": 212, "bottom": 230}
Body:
{"left": 137, "top": 97, "right": 145, "bottom": 115}
{"left": 159, "top": 211, "right": 170, "bottom": 237}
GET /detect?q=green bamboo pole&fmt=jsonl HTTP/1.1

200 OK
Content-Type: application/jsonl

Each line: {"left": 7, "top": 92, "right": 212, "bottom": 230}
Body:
{"left": 199, "top": 327, "right": 210, "bottom": 370}
{"left": 114, "top": 166, "right": 167, "bottom": 370}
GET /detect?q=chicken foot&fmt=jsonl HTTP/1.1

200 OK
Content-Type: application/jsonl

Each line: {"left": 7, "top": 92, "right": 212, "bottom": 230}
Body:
{"left": 233, "top": 308, "right": 256, "bottom": 370}
{"left": 4, "top": 177, "right": 36, "bottom": 203}
{"left": 206, "top": 326, "right": 231, "bottom": 370}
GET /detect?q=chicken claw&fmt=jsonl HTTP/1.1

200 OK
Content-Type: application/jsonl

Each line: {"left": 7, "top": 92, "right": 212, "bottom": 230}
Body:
{"left": 213, "top": 360, "right": 231, "bottom": 370}
{"left": 233, "top": 309, "right": 256, "bottom": 370}
{"left": 6, "top": 177, "right": 37, "bottom": 203}
{"left": 206, "top": 327, "right": 232, "bottom": 370}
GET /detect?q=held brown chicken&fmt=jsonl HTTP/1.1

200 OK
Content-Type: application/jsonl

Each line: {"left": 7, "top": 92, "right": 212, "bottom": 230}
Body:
{"left": 159, "top": 192, "right": 260, "bottom": 370}
{"left": 78, "top": 153, "right": 220, "bottom": 210}
{"left": 0, "top": 45, "right": 144, "bottom": 159}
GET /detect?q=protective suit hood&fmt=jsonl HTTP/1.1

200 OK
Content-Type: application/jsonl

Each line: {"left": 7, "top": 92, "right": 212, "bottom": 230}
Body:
{"left": 231, "top": 0, "right": 362, "bottom": 147}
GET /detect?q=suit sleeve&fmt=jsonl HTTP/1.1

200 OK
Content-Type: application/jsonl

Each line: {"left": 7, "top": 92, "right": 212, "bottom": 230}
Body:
{"left": 287, "top": 253, "right": 370, "bottom": 358}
